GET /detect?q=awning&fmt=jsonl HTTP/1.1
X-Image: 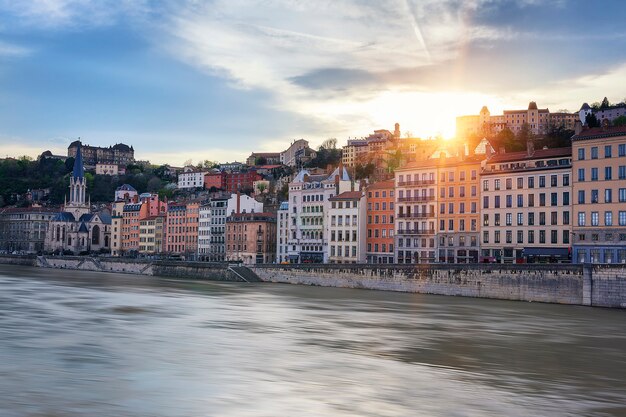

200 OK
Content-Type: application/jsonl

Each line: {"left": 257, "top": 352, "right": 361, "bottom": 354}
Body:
{"left": 523, "top": 247, "right": 569, "bottom": 257}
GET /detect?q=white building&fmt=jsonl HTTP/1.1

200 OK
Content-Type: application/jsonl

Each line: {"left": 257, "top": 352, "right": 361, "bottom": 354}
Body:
{"left": 178, "top": 166, "right": 207, "bottom": 189}
{"left": 276, "top": 201, "right": 290, "bottom": 263}
{"left": 115, "top": 184, "right": 137, "bottom": 202}
{"left": 285, "top": 166, "right": 352, "bottom": 263}
{"left": 198, "top": 193, "right": 263, "bottom": 261}
{"left": 96, "top": 163, "right": 124, "bottom": 176}
{"left": 327, "top": 191, "right": 366, "bottom": 263}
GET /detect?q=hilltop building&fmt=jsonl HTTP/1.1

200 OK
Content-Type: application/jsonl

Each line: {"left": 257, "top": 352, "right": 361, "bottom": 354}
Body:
{"left": 67, "top": 140, "right": 134, "bottom": 168}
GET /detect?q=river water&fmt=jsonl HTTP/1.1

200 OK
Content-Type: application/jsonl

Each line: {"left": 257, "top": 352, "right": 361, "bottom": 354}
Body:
{"left": 0, "top": 265, "right": 625, "bottom": 417}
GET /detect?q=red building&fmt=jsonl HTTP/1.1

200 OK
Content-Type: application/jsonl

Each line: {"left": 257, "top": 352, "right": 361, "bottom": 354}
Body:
{"left": 224, "top": 171, "right": 262, "bottom": 193}
{"left": 204, "top": 171, "right": 226, "bottom": 190}
{"left": 366, "top": 180, "right": 395, "bottom": 264}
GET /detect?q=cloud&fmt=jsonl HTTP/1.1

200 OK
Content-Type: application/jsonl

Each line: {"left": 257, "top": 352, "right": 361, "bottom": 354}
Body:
{"left": 0, "top": 40, "right": 31, "bottom": 57}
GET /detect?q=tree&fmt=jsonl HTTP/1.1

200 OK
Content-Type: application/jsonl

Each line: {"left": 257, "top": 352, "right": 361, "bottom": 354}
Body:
{"left": 600, "top": 97, "right": 610, "bottom": 110}
{"left": 147, "top": 177, "right": 162, "bottom": 192}
{"left": 590, "top": 102, "right": 601, "bottom": 111}
{"left": 586, "top": 113, "right": 600, "bottom": 128}
{"left": 613, "top": 115, "right": 626, "bottom": 127}
{"left": 320, "top": 138, "right": 337, "bottom": 150}
{"left": 183, "top": 159, "right": 193, "bottom": 167}
{"left": 354, "top": 163, "right": 375, "bottom": 180}
{"left": 255, "top": 157, "right": 268, "bottom": 166}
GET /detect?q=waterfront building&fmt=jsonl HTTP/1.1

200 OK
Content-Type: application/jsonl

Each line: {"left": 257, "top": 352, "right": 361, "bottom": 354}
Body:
{"left": 67, "top": 140, "right": 134, "bottom": 168}
{"left": 456, "top": 102, "right": 579, "bottom": 138}
{"left": 139, "top": 216, "right": 165, "bottom": 255}
{"left": 198, "top": 193, "right": 263, "bottom": 262}
{"left": 178, "top": 166, "right": 207, "bottom": 189}
{"left": 165, "top": 201, "right": 199, "bottom": 260}
{"left": 112, "top": 193, "right": 166, "bottom": 256}
{"left": 226, "top": 212, "right": 276, "bottom": 264}
{"left": 45, "top": 145, "right": 111, "bottom": 255}
{"left": 437, "top": 156, "right": 483, "bottom": 263}
{"left": 327, "top": 191, "right": 366, "bottom": 263}
{"left": 394, "top": 160, "right": 438, "bottom": 263}
{"left": 285, "top": 166, "right": 352, "bottom": 263}
{"left": 481, "top": 145, "right": 572, "bottom": 263}
{"left": 0, "top": 206, "right": 58, "bottom": 254}
{"left": 571, "top": 126, "right": 626, "bottom": 263}
{"left": 365, "top": 180, "right": 395, "bottom": 264}
{"left": 276, "top": 201, "right": 290, "bottom": 263}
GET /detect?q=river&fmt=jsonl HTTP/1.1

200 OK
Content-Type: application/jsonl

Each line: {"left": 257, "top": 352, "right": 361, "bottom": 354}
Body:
{"left": 0, "top": 265, "right": 625, "bottom": 417}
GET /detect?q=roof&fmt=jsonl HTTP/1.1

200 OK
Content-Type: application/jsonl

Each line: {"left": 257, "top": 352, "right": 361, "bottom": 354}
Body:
{"left": 116, "top": 184, "right": 137, "bottom": 192}
{"left": 255, "top": 164, "right": 282, "bottom": 169}
{"left": 329, "top": 191, "right": 363, "bottom": 201}
{"left": 112, "top": 143, "right": 132, "bottom": 152}
{"left": 327, "top": 165, "right": 350, "bottom": 181}
{"left": 580, "top": 102, "right": 591, "bottom": 111}
{"left": 52, "top": 212, "right": 76, "bottom": 222}
{"left": 0, "top": 206, "right": 59, "bottom": 214}
{"left": 571, "top": 126, "right": 626, "bottom": 141}
{"left": 250, "top": 152, "right": 280, "bottom": 157}
{"left": 123, "top": 203, "right": 142, "bottom": 212}
{"left": 78, "top": 222, "right": 89, "bottom": 233}
{"left": 72, "top": 143, "right": 84, "bottom": 179}
{"left": 486, "top": 147, "right": 572, "bottom": 163}
{"left": 367, "top": 180, "right": 394, "bottom": 190}
{"left": 279, "top": 201, "right": 289, "bottom": 210}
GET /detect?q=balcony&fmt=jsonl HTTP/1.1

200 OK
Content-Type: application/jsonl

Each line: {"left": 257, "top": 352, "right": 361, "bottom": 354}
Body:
{"left": 397, "top": 213, "right": 433, "bottom": 219}
{"left": 397, "top": 179, "right": 435, "bottom": 187}
{"left": 397, "top": 228, "right": 435, "bottom": 235}
{"left": 398, "top": 195, "right": 435, "bottom": 203}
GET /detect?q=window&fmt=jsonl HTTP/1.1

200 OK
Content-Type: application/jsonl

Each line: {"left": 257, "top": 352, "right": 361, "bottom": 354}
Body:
{"left": 551, "top": 211, "right": 558, "bottom": 225}
{"left": 551, "top": 230, "right": 558, "bottom": 244}
{"left": 563, "top": 174, "right": 569, "bottom": 186}
{"left": 578, "top": 212, "right": 586, "bottom": 226}
{"left": 605, "top": 166, "right": 612, "bottom": 180}
{"left": 591, "top": 168, "right": 598, "bottom": 181}
{"left": 517, "top": 177, "right": 523, "bottom": 189}
{"left": 506, "top": 195, "right": 512, "bottom": 208}
{"left": 578, "top": 168, "right": 585, "bottom": 182}
{"left": 605, "top": 145, "right": 612, "bottom": 158}
{"left": 517, "top": 194, "right": 523, "bottom": 207}
{"left": 494, "top": 230, "right": 500, "bottom": 244}
{"left": 540, "top": 212, "right": 546, "bottom": 225}
{"left": 563, "top": 192, "right": 570, "bottom": 206}
{"left": 506, "top": 230, "right": 512, "bottom": 244}
{"left": 528, "top": 194, "right": 535, "bottom": 207}
{"left": 620, "top": 144, "right": 626, "bottom": 157}
{"left": 578, "top": 148, "right": 585, "bottom": 160}
{"left": 495, "top": 196, "right": 501, "bottom": 208}
{"left": 483, "top": 214, "right": 489, "bottom": 226}
{"left": 551, "top": 175, "right": 557, "bottom": 187}
{"left": 448, "top": 187, "right": 454, "bottom": 198}
{"left": 540, "top": 193, "right": 546, "bottom": 206}
{"left": 620, "top": 166, "right": 626, "bottom": 180}
{"left": 591, "top": 212, "right": 599, "bottom": 226}
{"left": 528, "top": 230, "right": 535, "bottom": 243}
{"left": 620, "top": 211, "right": 626, "bottom": 226}
{"left": 517, "top": 213, "right": 523, "bottom": 226}
{"left": 540, "top": 230, "right": 546, "bottom": 244}
{"left": 563, "top": 211, "right": 570, "bottom": 225}
{"left": 578, "top": 190, "right": 585, "bottom": 204}
{"left": 605, "top": 189, "right": 613, "bottom": 203}
{"left": 483, "top": 196, "right": 489, "bottom": 209}
{"left": 483, "top": 231, "right": 489, "bottom": 244}
{"left": 506, "top": 178, "right": 512, "bottom": 189}
{"left": 494, "top": 213, "right": 501, "bottom": 226}
{"left": 563, "top": 231, "right": 569, "bottom": 244}
{"left": 528, "top": 212, "right": 535, "bottom": 225}
{"left": 591, "top": 190, "right": 599, "bottom": 204}
{"left": 605, "top": 211, "right": 613, "bottom": 226}
{"left": 495, "top": 179, "right": 501, "bottom": 190}
{"left": 517, "top": 231, "right": 524, "bottom": 244}
{"left": 483, "top": 180, "right": 489, "bottom": 191}
{"left": 471, "top": 186, "right": 477, "bottom": 197}
{"left": 591, "top": 147, "right": 598, "bottom": 159}
{"left": 620, "top": 189, "right": 626, "bottom": 203}
{"left": 506, "top": 213, "right": 512, "bottom": 226}
{"left": 539, "top": 176, "right": 546, "bottom": 187}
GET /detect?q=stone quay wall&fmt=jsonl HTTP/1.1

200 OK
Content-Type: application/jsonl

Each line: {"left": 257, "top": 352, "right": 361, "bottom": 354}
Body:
{"left": 251, "top": 263, "right": 626, "bottom": 308}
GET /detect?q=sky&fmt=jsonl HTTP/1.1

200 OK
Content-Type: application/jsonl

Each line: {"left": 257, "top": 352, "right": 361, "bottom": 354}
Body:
{"left": 1, "top": 0, "right": 626, "bottom": 166}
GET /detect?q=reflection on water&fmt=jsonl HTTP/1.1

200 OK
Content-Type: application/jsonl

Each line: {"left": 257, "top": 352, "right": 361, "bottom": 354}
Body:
{"left": 1, "top": 264, "right": 625, "bottom": 417}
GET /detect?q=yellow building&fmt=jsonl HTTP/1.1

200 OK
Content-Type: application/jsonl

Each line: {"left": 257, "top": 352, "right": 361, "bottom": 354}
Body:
{"left": 139, "top": 216, "right": 165, "bottom": 255}
{"left": 572, "top": 126, "right": 626, "bottom": 263}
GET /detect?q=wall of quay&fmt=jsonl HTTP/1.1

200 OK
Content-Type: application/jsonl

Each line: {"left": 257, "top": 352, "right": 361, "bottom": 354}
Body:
{"left": 252, "top": 263, "right": 626, "bottom": 308}
{"left": 1, "top": 255, "right": 624, "bottom": 307}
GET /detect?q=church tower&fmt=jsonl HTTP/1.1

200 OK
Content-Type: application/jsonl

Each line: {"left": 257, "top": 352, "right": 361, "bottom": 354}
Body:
{"left": 65, "top": 143, "right": 89, "bottom": 219}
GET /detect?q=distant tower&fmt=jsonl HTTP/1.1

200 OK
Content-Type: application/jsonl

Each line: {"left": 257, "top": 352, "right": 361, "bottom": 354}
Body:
{"left": 394, "top": 123, "right": 401, "bottom": 139}
{"left": 65, "top": 143, "right": 89, "bottom": 219}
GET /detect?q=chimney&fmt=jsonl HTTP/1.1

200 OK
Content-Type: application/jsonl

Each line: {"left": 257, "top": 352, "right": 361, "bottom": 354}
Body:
{"left": 526, "top": 139, "right": 535, "bottom": 157}
{"left": 574, "top": 120, "right": 583, "bottom": 136}
{"left": 394, "top": 122, "right": 400, "bottom": 139}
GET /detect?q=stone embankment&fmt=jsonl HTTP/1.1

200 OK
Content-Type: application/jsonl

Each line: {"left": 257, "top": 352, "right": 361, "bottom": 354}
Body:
{"left": 0, "top": 255, "right": 624, "bottom": 308}
{"left": 251, "top": 263, "right": 626, "bottom": 309}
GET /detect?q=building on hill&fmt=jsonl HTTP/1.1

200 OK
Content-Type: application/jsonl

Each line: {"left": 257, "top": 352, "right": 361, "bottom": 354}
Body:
{"left": 178, "top": 166, "right": 207, "bottom": 189}
{"left": 456, "top": 102, "right": 579, "bottom": 138}
{"left": 246, "top": 152, "right": 281, "bottom": 166}
{"left": 96, "top": 163, "right": 125, "bottom": 176}
{"left": 45, "top": 144, "right": 111, "bottom": 254}
{"left": 67, "top": 140, "right": 134, "bottom": 168}
{"left": 280, "top": 139, "right": 317, "bottom": 167}
{"left": 115, "top": 184, "right": 138, "bottom": 202}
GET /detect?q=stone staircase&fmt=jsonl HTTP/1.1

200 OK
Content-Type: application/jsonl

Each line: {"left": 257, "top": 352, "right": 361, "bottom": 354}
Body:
{"left": 228, "top": 266, "right": 263, "bottom": 283}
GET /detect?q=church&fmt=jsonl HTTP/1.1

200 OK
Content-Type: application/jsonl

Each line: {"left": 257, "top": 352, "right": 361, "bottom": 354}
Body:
{"left": 45, "top": 144, "right": 111, "bottom": 255}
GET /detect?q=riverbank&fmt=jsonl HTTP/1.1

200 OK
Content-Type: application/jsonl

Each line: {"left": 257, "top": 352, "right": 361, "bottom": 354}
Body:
{"left": 1, "top": 254, "right": 625, "bottom": 308}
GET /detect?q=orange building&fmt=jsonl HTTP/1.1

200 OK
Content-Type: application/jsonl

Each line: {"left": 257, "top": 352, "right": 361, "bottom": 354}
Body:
{"left": 204, "top": 171, "right": 226, "bottom": 190}
{"left": 117, "top": 193, "right": 167, "bottom": 255}
{"left": 165, "top": 201, "right": 199, "bottom": 259}
{"left": 365, "top": 180, "right": 395, "bottom": 263}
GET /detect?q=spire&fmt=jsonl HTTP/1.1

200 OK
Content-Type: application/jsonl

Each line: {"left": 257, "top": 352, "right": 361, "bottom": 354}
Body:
{"left": 72, "top": 142, "right": 84, "bottom": 180}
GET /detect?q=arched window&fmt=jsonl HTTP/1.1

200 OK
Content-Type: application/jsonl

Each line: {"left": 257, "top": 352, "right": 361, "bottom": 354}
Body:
{"left": 104, "top": 235, "right": 110, "bottom": 247}
{"left": 92, "top": 225, "right": 100, "bottom": 245}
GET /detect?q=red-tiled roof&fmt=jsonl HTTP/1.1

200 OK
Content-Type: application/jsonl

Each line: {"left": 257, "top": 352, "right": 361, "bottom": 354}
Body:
{"left": 367, "top": 180, "right": 394, "bottom": 190}
{"left": 572, "top": 126, "right": 626, "bottom": 141}
{"left": 486, "top": 147, "right": 571, "bottom": 163}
